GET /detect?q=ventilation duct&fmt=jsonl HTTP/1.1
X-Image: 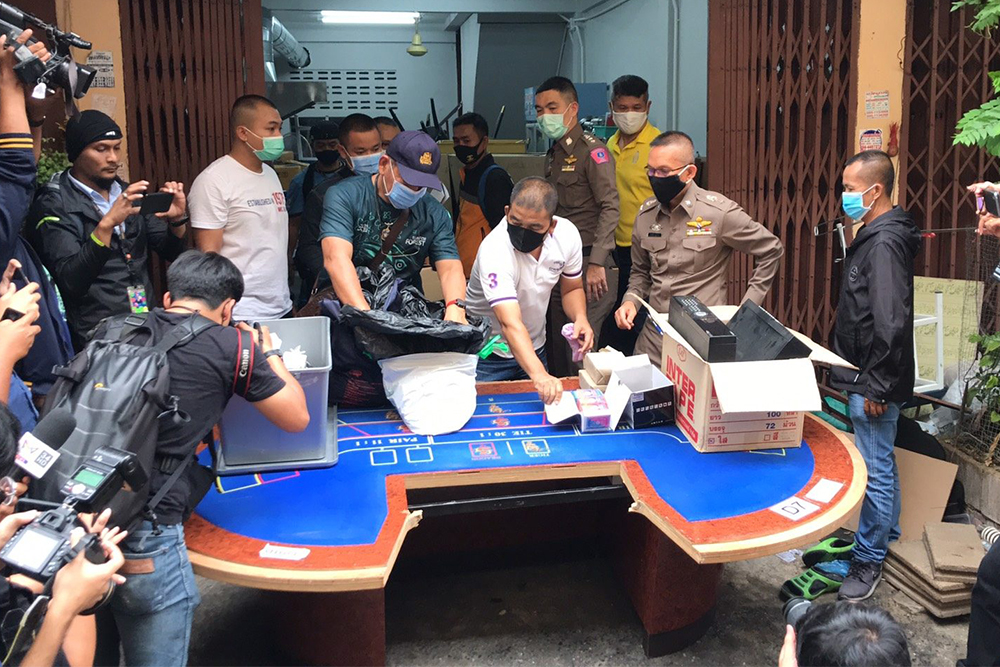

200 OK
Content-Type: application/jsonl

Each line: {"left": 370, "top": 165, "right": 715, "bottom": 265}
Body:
{"left": 263, "top": 8, "right": 311, "bottom": 83}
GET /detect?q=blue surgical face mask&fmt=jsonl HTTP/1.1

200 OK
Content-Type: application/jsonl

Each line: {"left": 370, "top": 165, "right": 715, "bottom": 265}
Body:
{"left": 350, "top": 151, "right": 384, "bottom": 176}
{"left": 842, "top": 184, "right": 876, "bottom": 221}
{"left": 382, "top": 165, "right": 426, "bottom": 210}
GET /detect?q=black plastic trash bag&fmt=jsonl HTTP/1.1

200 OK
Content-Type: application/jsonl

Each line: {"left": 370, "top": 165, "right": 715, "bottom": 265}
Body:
{"left": 319, "top": 264, "right": 490, "bottom": 405}
{"left": 341, "top": 304, "right": 490, "bottom": 362}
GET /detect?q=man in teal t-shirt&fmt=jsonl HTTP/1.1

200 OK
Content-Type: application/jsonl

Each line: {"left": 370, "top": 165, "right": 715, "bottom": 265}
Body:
{"left": 319, "top": 131, "right": 468, "bottom": 324}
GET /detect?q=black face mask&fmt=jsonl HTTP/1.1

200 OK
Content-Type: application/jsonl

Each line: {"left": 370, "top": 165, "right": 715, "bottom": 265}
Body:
{"left": 649, "top": 169, "right": 691, "bottom": 207}
{"left": 316, "top": 150, "right": 341, "bottom": 167}
{"left": 507, "top": 223, "right": 547, "bottom": 253}
{"left": 454, "top": 139, "right": 484, "bottom": 166}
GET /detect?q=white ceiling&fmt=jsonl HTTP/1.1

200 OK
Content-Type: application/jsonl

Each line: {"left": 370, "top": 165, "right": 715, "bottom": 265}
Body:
{"left": 265, "top": 0, "right": 602, "bottom": 19}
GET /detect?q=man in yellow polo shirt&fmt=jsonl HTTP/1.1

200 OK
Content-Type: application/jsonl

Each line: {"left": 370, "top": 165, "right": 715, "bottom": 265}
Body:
{"left": 602, "top": 75, "right": 660, "bottom": 352}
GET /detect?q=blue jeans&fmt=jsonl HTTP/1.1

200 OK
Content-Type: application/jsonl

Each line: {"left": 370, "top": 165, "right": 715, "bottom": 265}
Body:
{"left": 848, "top": 393, "right": 902, "bottom": 564}
{"left": 476, "top": 348, "right": 547, "bottom": 382}
{"left": 109, "top": 522, "right": 200, "bottom": 666}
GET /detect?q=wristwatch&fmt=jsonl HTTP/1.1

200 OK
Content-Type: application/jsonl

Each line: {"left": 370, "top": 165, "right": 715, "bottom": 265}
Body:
{"left": 263, "top": 349, "right": 282, "bottom": 361}
{"left": 446, "top": 299, "right": 467, "bottom": 309}
{"left": 168, "top": 215, "right": 189, "bottom": 228}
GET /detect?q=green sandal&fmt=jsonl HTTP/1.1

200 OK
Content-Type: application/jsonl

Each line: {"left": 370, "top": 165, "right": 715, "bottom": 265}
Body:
{"left": 802, "top": 537, "right": 854, "bottom": 568}
{"left": 780, "top": 567, "right": 844, "bottom": 601}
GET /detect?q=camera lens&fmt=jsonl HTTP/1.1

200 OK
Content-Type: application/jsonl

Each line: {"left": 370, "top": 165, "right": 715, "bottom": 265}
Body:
{"left": 783, "top": 597, "right": 812, "bottom": 628}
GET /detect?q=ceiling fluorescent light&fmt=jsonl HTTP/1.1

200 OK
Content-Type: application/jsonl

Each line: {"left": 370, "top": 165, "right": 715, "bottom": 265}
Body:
{"left": 321, "top": 11, "right": 419, "bottom": 25}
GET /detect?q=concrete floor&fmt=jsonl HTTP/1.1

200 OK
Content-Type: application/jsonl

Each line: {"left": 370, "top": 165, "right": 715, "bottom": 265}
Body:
{"left": 188, "top": 541, "right": 970, "bottom": 666}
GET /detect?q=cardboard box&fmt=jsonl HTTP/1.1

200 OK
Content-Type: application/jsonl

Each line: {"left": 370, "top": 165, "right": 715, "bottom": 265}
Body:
{"left": 583, "top": 348, "right": 627, "bottom": 386}
{"left": 604, "top": 356, "right": 675, "bottom": 429}
{"left": 544, "top": 389, "right": 612, "bottom": 432}
{"left": 578, "top": 369, "right": 606, "bottom": 391}
{"left": 635, "top": 299, "right": 852, "bottom": 452}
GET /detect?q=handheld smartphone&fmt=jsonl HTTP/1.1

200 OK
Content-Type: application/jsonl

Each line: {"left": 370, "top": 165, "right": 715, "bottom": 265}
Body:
{"left": 1, "top": 308, "right": 24, "bottom": 322}
{"left": 136, "top": 192, "right": 174, "bottom": 216}
{"left": 983, "top": 190, "right": 1000, "bottom": 218}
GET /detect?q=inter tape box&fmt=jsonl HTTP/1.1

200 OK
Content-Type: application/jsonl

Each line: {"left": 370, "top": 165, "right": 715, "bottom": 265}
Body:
{"left": 647, "top": 304, "right": 853, "bottom": 452}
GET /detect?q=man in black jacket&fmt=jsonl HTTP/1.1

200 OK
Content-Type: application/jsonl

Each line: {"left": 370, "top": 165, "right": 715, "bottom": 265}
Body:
{"left": 831, "top": 150, "right": 921, "bottom": 602}
{"left": 28, "top": 110, "right": 189, "bottom": 349}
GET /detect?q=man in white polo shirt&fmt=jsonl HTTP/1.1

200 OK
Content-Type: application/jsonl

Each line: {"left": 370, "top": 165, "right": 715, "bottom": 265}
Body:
{"left": 467, "top": 177, "right": 594, "bottom": 404}
{"left": 189, "top": 95, "right": 293, "bottom": 320}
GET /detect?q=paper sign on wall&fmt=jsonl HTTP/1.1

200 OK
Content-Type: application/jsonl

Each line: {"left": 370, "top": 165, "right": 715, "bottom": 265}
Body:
{"left": 865, "top": 90, "right": 890, "bottom": 119}
{"left": 860, "top": 129, "right": 883, "bottom": 151}
{"left": 86, "top": 51, "right": 115, "bottom": 88}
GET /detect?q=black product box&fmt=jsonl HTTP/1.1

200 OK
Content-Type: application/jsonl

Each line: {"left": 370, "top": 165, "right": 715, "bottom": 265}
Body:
{"left": 667, "top": 296, "right": 737, "bottom": 362}
{"left": 607, "top": 362, "right": 675, "bottom": 429}
{"left": 631, "top": 385, "right": 675, "bottom": 428}
{"left": 728, "top": 300, "right": 812, "bottom": 362}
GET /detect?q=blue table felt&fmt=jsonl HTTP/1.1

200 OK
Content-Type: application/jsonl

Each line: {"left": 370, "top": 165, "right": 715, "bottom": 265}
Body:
{"left": 195, "top": 393, "right": 815, "bottom": 548}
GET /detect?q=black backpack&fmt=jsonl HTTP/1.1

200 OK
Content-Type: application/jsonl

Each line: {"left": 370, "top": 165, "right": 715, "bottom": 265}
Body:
{"left": 33, "top": 312, "right": 216, "bottom": 531}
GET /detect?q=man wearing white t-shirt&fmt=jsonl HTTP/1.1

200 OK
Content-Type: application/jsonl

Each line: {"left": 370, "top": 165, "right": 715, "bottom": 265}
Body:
{"left": 467, "top": 177, "right": 594, "bottom": 404}
{"left": 189, "top": 95, "right": 293, "bottom": 320}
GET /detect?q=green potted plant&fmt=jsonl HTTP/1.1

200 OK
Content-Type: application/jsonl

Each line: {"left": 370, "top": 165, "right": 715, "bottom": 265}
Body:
{"left": 36, "top": 137, "right": 69, "bottom": 186}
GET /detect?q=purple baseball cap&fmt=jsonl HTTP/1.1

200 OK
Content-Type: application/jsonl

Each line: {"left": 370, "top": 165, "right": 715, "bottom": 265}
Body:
{"left": 386, "top": 131, "right": 443, "bottom": 191}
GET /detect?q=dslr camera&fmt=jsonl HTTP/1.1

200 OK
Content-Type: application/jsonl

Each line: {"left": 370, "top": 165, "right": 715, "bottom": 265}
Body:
{"left": 0, "top": 446, "right": 145, "bottom": 608}
{"left": 0, "top": 1, "right": 96, "bottom": 100}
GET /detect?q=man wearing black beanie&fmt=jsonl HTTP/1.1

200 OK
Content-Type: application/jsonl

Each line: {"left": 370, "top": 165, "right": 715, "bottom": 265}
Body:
{"left": 28, "top": 110, "right": 191, "bottom": 348}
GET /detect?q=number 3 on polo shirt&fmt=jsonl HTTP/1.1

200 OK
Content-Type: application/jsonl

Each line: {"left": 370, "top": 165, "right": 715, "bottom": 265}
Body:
{"left": 488, "top": 273, "right": 498, "bottom": 289}
{"left": 127, "top": 285, "right": 149, "bottom": 314}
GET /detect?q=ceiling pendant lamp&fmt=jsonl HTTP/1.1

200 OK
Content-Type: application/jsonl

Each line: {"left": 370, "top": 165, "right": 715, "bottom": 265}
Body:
{"left": 407, "top": 20, "right": 428, "bottom": 57}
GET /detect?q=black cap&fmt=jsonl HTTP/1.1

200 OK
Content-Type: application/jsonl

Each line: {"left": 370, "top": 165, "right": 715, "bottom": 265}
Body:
{"left": 386, "top": 131, "right": 442, "bottom": 191}
{"left": 65, "top": 110, "right": 123, "bottom": 162}
{"left": 311, "top": 121, "right": 340, "bottom": 142}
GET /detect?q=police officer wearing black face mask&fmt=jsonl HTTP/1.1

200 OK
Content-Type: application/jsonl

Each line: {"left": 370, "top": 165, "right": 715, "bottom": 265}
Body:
{"left": 614, "top": 131, "right": 783, "bottom": 368}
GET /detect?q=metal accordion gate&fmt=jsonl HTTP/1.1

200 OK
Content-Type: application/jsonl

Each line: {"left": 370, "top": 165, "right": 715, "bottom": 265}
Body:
{"left": 707, "top": 0, "right": 858, "bottom": 344}
{"left": 899, "top": 0, "right": 1000, "bottom": 281}
{"left": 117, "top": 0, "right": 266, "bottom": 190}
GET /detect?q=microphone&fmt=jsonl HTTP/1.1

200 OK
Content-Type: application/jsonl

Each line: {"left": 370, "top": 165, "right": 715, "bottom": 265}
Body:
{"left": 15, "top": 409, "right": 77, "bottom": 479}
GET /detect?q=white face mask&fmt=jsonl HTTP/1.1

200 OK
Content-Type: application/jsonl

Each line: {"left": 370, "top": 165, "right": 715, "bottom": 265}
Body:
{"left": 613, "top": 110, "right": 648, "bottom": 135}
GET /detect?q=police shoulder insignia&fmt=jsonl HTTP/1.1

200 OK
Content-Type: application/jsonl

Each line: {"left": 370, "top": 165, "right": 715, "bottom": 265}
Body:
{"left": 590, "top": 147, "right": 609, "bottom": 164}
{"left": 639, "top": 197, "right": 659, "bottom": 212}
{"left": 420, "top": 151, "right": 433, "bottom": 165}
{"left": 699, "top": 191, "right": 727, "bottom": 209}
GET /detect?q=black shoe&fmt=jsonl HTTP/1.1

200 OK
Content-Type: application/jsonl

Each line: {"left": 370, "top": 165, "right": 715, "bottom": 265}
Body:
{"left": 837, "top": 560, "right": 882, "bottom": 602}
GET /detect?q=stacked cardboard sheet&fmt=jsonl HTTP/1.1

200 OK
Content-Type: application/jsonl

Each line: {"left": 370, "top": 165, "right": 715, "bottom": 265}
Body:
{"left": 884, "top": 523, "right": 986, "bottom": 619}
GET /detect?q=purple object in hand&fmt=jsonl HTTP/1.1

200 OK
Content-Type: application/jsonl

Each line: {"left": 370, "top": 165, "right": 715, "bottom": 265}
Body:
{"left": 562, "top": 322, "right": 584, "bottom": 362}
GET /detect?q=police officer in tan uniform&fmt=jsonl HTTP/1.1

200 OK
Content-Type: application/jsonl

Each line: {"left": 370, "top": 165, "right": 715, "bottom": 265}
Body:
{"left": 615, "top": 131, "right": 783, "bottom": 366}
{"left": 535, "top": 76, "right": 620, "bottom": 375}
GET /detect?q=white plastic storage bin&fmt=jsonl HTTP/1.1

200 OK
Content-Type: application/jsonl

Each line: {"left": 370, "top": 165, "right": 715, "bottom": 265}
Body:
{"left": 216, "top": 316, "right": 337, "bottom": 474}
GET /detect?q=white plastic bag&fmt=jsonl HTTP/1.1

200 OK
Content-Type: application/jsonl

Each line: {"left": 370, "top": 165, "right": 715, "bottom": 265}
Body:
{"left": 379, "top": 352, "right": 478, "bottom": 435}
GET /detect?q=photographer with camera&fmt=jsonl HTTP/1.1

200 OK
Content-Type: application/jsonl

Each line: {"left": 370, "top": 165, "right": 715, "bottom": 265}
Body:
{"left": 0, "top": 511, "right": 127, "bottom": 667}
{"left": 28, "top": 109, "right": 190, "bottom": 350}
{"left": 0, "top": 30, "right": 74, "bottom": 412}
{"left": 0, "top": 402, "right": 127, "bottom": 667}
{"left": 86, "top": 250, "right": 307, "bottom": 666}
{"left": 778, "top": 599, "right": 911, "bottom": 667}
